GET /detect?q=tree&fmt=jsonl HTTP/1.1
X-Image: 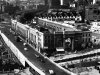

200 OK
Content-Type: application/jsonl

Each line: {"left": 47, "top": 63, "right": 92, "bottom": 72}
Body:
{"left": 4, "top": 4, "right": 20, "bottom": 15}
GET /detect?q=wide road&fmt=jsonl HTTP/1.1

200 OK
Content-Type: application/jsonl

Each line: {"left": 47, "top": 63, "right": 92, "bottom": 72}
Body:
{"left": 0, "top": 20, "right": 76, "bottom": 75}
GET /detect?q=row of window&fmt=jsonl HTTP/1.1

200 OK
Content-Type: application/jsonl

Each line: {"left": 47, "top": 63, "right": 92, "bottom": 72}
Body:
{"left": 82, "top": 38, "right": 91, "bottom": 42}
{"left": 45, "top": 22, "right": 67, "bottom": 32}
{"left": 82, "top": 33, "right": 91, "bottom": 37}
{"left": 39, "top": 19, "right": 68, "bottom": 32}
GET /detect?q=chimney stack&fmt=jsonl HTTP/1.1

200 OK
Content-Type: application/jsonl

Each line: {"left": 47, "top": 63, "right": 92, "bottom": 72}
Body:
{"left": 93, "top": 0, "right": 97, "bottom": 4}
{"left": 60, "top": 0, "right": 63, "bottom": 5}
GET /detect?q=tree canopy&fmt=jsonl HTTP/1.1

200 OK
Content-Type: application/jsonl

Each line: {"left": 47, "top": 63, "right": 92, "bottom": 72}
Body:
{"left": 17, "top": 9, "right": 48, "bottom": 24}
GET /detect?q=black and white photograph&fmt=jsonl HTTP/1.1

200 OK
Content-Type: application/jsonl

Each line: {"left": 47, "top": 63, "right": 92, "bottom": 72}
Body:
{"left": 0, "top": 0, "right": 100, "bottom": 75}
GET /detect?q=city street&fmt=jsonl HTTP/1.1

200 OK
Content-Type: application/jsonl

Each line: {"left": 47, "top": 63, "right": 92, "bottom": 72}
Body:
{"left": 0, "top": 19, "right": 74, "bottom": 75}
{"left": 1, "top": 18, "right": 100, "bottom": 75}
{"left": 1, "top": 0, "right": 100, "bottom": 75}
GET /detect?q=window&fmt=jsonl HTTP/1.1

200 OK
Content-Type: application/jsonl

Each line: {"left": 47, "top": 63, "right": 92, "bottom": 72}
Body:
{"left": 58, "top": 28, "right": 60, "bottom": 31}
{"left": 44, "top": 36, "right": 48, "bottom": 46}
{"left": 82, "top": 34, "right": 84, "bottom": 37}
{"left": 57, "top": 27, "right": 59, "bottom": 31}
{"left": 89, "top": 33, "right": 91, "bottom": 36}
{"left": 83, "top": 39, "right": 84, "bottom": 42}
{"left": 33, "top": 35, "right": 36, "bottom": 43}
{"left": 55, "top": 34, "right": 63, "bottom": 47}
{"left": 86, "top": 38, "right": 88, "bottom": 42}
{"left": 93, "top": 16, "right": 97, "bottom": 19}
{"left": 88, "top": 38, "right": 90, "bottom": 42}
{"left": 85, "top": 33, "right": 87, "bottom": 37}
{"left": 59, "top": 28, "right": 61, "bottom": 31}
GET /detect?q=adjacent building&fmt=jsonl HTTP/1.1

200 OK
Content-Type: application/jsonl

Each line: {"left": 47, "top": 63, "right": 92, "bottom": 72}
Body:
{"left": 85, "top": 4, "right": 100, "bottom": 21}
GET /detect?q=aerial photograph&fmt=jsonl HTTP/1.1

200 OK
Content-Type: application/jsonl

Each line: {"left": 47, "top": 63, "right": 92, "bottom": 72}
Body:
{"left": 0, "top": 0, "right": 100, "bottom": 75}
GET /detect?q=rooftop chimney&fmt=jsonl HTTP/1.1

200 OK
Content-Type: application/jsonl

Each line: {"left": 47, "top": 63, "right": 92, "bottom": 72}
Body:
{"left": 60, "top": 0, "right": 63, "bottom": 5}
{"left": 93, "top": 0, "right": 97, "bottom": 4}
